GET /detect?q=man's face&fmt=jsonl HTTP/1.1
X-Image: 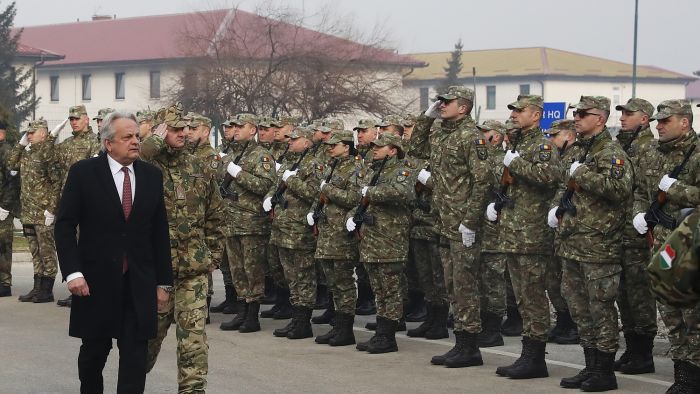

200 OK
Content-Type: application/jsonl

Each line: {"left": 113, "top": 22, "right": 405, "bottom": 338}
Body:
{"left": 0, "top": 129, "right": 6, "bottom": 142}
{"left": 105, "top": 118, "right": 140, "bottom": 165}
{"left": 481, "top": 130, "right": 503, "bottom": 146}
{"left": 164, "top": 126, "right": 186, "bottom": 149}
{"left": 619, "top": 110, "right": 648, "bottom": 132}
{"left": 258, "top": 126, "right": 275, "bottom": 143}
{"left": 27, "top": 128, "right": 48, "bottom": 144}
{"left": 357, "top": 127, "right": 378, "bottom": 146}
{"left": 138, "top": 121, "right": 152, "bottom": 139}
{"left": 439, "top": 99, "right": 467, "bottom": 121}
{"left": 403, "top": 125, "right": 415, "bottom": 140}
{"left": 185, "top": 125, "right": 210, "bottom": 145}
{"left": 371, "top": 144, "right": 395, "bottom": 160}
{"left": 288, "top": 137, "right": 310, "bottom": 153}
{"left": 277, "top": 125, "right": 293, "bottom": 141}
{"left": 70, "top": 115, "right": 89, "bottom": 132}
{"left": 656, "top": 115, "right": 689, "bottom": 142}
{"left": 574, "top": 109, "right": 604, "bottom": 136}
{"left": 550, "top": 130, "right": 575, "bottom": 150}
{"left": 223, "top": 125, "right": 235, "bottom": 141}
{"left": 327, "top": 142, "right": 348, "bottom": 157}
{"left": 233, "top": 123, "right": 256, "bottom": 142}
{"left": 313, "top": 131, "right": 330, "bottom": 142}
{"left": 379, "top": 125, "right": 401, "bottom": 137}
{"left": 96, "top": 119, "right": 103, "bottom": 130}
{"left": 510, "top": 106, "right": 541, "bottom": 130}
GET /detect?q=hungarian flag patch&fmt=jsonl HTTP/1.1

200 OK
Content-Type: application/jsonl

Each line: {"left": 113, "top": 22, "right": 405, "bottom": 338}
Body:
{"left": 659, "top": 244, "right": 676, "bottom": 270}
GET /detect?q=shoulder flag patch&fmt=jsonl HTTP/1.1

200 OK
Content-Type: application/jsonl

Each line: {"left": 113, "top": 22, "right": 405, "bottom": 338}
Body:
{"left": 474, "top": 139, "right": 486, "bottom": 146}
{"left": 262, "top": 155, "right": 271, "bottom": 162}
{"left": 540, "top": 143, "right": 552, "bottom": 151}
{"left": 612, "top": 158, "right": 624, "bottom": 166}
{"left": 659, "top": 244, "right": 675, "bottom": 270}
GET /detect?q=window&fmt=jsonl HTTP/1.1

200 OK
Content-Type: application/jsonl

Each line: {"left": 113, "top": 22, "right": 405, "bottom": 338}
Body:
{"left": 419, "top": 87, "right": 429, "bottom": 111}
{"left": 81, "top": 74, "right": 91, "bottom": 101}
{"left": 486, "top": 85, "right": 496, "bottom": 110}
{"left": 519, "top": 84, "right": 530, "bottom": 95}
{"left": 149, "top": 71, "right": 161, "bottom": 99}
{"left": 115, "top": 72, "right": 125, "bottom": 100}
{"left": 50, "top": 76, "right": 59, "bottom": 102}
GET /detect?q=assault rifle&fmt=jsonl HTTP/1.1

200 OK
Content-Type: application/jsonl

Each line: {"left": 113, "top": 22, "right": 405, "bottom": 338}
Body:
{"left": 311, "top": 159, "right": 339, "bottom": 236}
{"left": 350, "top": 156, "right": 389, "bottom": 240}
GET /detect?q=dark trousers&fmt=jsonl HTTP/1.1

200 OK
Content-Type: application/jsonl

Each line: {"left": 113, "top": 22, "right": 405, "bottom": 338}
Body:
{"left": 78, "top": 274, "right": 147, "bottom": 394}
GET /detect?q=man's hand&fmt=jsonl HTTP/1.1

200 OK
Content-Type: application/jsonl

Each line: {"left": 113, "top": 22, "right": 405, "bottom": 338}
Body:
{"left": 227, "top": 162, "right": 242, "bottom": 178}
{"left": 282, "top": 169, "right": 297, "bottom": 182}
{"left": 50, "top": 119, "right": 69, "bottom": 138}
{"left": 0, "top": 208, "right": 9, "bottom": 221}
{"left": 503, "top": 150, "right": 520, "bottom": 167}
{"left": 361, "top": 186, "right": 369, "bottom": 197}
{"left": 417, "top": 169, "right": 431, "bottom": 185}
{"left": 458, "top": 224, "right": 476, "bottom": 248}
{"left": 44, "top": 210, "right": 55, "bottom": 226}
{"left": 153, "top": 123, "right": 168, "bottom": 139}
{"left": 68, "top": 277, "right": 90, "bottom": 297}
{"left": 547, "top": 207, "right": 559, "bottom": 228}
{"left": 306, "top": 212, "right": 315, "bottom": 226}
{"left": 19, "top": 132, "right": 29, "bottom": 147}
{"left": 569, "top": 161, "right": 583, "bottom": 176}
{"left": 346, "top": 217, "right": 357, "bottom": 232}
{"left": 658, "top": 174, "right": 677, "bottom": 192}
{"left": 156, "top": 287, "right": 170, "bottom": 313}
{"left": 263, "top": 196, "right": 273, "bottom": 212}
{"left": 633, "top": 212, "right": 648, "bottom": 235}
{"left": 485, "top": 202, "right": 498, "bottom": 222}
{"left": 424, "top": 101, "right": 441, "bottom": 118}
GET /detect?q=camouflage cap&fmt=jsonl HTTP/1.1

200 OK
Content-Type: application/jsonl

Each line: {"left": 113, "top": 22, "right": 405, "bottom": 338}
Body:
{"left": 286, "top": 126, "right": 314, "bottom": 140}
{"left": 570, "top": 96, "right": 611, "bottom": 112}
{"left": 136, "top": 110, "right": 155, "bottom": 123}
{"left": 375, "top": 114, "right": 403, "bottom": 128}
{"left": 371, "top": 132, "right": 405, "bottom": 159}
{"left": 187, "top": 113, "right": 212, "bottom": 128}
{"left": 324, "top": 130, "right": 354, "bottom": 145}
{"left": 278, "top": 115, "right": 299, "bottom": 127}
{"left": 231, "top": 113, "right": 259, "bottom": 127}
{"left": 324, "top": 118, "right": 345, "bottom": 132}
{"left": 402, "top": 113, "right": 417, "bottom": 127}
{"left": 504, "top": 119, "right": 518, "bottom": 131}
{"left": 268, "top": 117, "right": 283, "bottom": 128}
{"left": 312, "top": 119, "right": 331, "bottom": 133}
{"left": 163, "top": 103, "right": 187, "bottom": 128}
{"left": 476, "top": 120, "right": 506, "bottom": 134}
{"left": 436, "top": 86, "right": 474, "bottom": 103}
{"left": 651, "top": 99, "right": 693, "bottom": 121}
{"left": 615, "top": 97, "right": 654, "bottom": 117}
{"left": 257, "top": 117, "right": 273, "bottom": 128}
{"left": 507, "top": 95, "right": 544, "bottom": 110}
{"left": 68, "top": 105, "right": 88, "bottom": 119}
{"left": 545, "top": 119, "right": 576, "bottom": 136}
{"left": 28, "top": 118, "right": 48, "bottom": 131}
{"left": 353, "top": 118, "right": 376, "bottom": 130}
{"left": 92, "top": 107, "right": 115, "bottom": 121}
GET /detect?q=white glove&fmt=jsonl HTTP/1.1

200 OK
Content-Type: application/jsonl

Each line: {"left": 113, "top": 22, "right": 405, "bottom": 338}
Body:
{"left": 485, "top": 202, "right": 498, "bottom": 222}
{"left": 547, "top": 207, "right": 559, "bottom": 228}
{"left": 319, "top": 180, "right": 327, "bottom": 191}
{"left": 262, "top": 197, "right": 273, "bottom": 212}
{"left": 227, "top": 162, "right": 242, "bottom": 178}
{"left": 9, "top": 171, "right": 17, "bottom": 176}
{"left": 306, "top": 212, "right": 315, "bottom": 226}
{"left": 0, "top": 208, "right": 9, "bottom": 221}
{"left": 346, "top": 217, "right": 357, "bottom": 232}
{"left": 19, "top": 133, "right": 29, "bottom": 147}
{"left": 424, "top": 101, "right": 441, "bottom": 118}
{"left": 417, "top": 169, "right": 431, "bottom": 185}
{"left": 153, "top": 123, "right": 168, "bottom": 138}
{"left": 218, "top": 152, "right": 227, "bottom": 158}
{"left": 658, "top": 174, "right": 677, "bottom": 192}
{"left": 569, "top": 161, "right": 583, "bottom": 176}
{"left": 282, "top": 169, "right": 297, "bottom": 182}
{"left": 361, "top": 186, "right": 369, "bottom": 197}
{"left": 275, "top": 162, "right": 281, "bottom": 172}
{"left": 633, "top": 212, "right": 648, "bottom": 235}
{"left": 44, "top": 210, "right": 55, "bottom": 226}
{"left": 50, "top": 118, "right": 69, "bottom": 137}
{"left": 503, "top": 150, "right": 520, "bottom": 167}
{"left": 458, "top": 224, "right": 475, "bottom": 247}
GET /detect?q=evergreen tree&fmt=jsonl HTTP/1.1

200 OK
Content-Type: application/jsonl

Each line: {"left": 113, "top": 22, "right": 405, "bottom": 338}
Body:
{"left": 436, "top": 39, "right": 463, "bottom": 95}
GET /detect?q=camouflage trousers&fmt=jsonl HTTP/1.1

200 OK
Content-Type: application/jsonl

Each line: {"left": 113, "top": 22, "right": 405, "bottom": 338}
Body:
{"left": 278, "top": 247, "right": 317, "bottom": 308}
{"left": 147, "top": 274, "right": 209, "bottom": 394}
{"left": 504, "top": 253, "right": 550, "bottom": 342}
{"left": 546, "top": 256, "right": 569, "bottom": 313}
{"left": 561, "top": 259, "right": 621, "bottom": 353}
{"left": 227, "top": 235, "right": 266, "bottom": 302}
{"left": 505, "top": 269, "right": 516, "bottom": 309}
{"left": 266, "top": 244, "right": 287, "bottom": 288}
{"left": 355, "top": 262, "right": 371, "bottom": 291}
{"left": 479, "top": 252, "right": 506, "bottom": 317}
{"left": 315, "top": 260, "right": 327, "bottom": 286}
{"left": 220, "top": 243, "right": 234, "bottom": 287}
{"left": 319, "top": 259, "right": 356, "bottom": 315}
{"left": 618, "top": 246, "right": 657, "bottom": 336}
{"left": 658, "top": 302, "right": 700, "bottom": 367}
{"left": 409, "top": 238, "right": 446, "bottom": 303}
{"left": 0, "top": 217, "right": 13, "bottom": 286}
{"left": 440, "top": 237, "right": 482, "bottom": 333}
{"left": 25, "top": 224, "right": 58, "bottom": 279}
{"left": 366, "top": 262, "right": 406, "bottom": 321}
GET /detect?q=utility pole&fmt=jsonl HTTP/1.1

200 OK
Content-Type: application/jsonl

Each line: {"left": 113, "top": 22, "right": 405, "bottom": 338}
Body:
{"left": 632, "top": 0, "right": 639, "bottom": 98}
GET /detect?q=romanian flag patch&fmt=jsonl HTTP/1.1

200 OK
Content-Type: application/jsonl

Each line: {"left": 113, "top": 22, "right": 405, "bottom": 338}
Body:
{"left": 474, "top": 139, "right": 486, "bottom": 146}
{"left": 612, "top": 158, "right": 624, "bottom": 166}
{"left": 540, "top": 144, "right": 552, "bottom": 151}
{"left": 262, "top": 156, "right": 271, "bottom": 162}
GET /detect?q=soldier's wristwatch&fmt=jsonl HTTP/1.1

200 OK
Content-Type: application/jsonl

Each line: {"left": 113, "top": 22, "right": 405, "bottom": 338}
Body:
{"left": 158, "top": 285, "right": 174, "bottom": 292}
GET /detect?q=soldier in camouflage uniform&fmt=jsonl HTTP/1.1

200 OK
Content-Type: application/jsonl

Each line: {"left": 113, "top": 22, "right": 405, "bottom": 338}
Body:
{"left": 217, "top": 113, "right": 277, "bottom": 333}
{"left": 93, "top": 108, "right": 115, "bottom": 133}
{"left": 136, "top": 110, "right": 155, "bottom": 141}
{"left": 0, "top": 123, "right": 21, "bottom": 297}
{"left": 348, "top": 133, "right": 414, "bottom": 353}
{"left": 309, "top": 131, "right": 363, "bottom": 346}
{"left": 272, "top": 116, "right": 297, "bottom": 161}
{"left": 141, "top": 105, "right": 224, "bottom": 393}
{"left": 408, "top": 86, "right": 492, "bottom": 368}
{"left": 7, "top": 120, "right": 62, "bottom": 303}
{"left": 402, "top": 113, "right": 417, "bottom": 140}
{"left": 551, "top": 96, "right": 633, "bottom": 391}
{"left": 632, "top": 100, "right": 700, "bottom": 393}
{"left": 611, "top": 98, "right": 659, "bottom": 374}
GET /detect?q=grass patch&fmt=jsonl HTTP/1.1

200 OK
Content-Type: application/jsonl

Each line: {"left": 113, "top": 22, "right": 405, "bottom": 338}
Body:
{"left": 12, "top": 231, "right": 29, "bottom": 252}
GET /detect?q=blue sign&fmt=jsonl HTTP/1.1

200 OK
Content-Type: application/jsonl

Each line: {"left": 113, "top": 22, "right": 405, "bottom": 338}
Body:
{"left": 541, "top": 102, "right": 567, "bottom": 130}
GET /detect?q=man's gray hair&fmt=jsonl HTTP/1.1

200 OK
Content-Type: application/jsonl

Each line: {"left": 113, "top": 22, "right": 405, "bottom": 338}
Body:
{"left": 100, "top": 111, "right": 138, "bottom": 150}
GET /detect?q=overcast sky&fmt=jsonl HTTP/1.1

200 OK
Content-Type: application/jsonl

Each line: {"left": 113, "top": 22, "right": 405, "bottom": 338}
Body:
{"left": 11, "top": 0, "right": 700, "bottom": 76}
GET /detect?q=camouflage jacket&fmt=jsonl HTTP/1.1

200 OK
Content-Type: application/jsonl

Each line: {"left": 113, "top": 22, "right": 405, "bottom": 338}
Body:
{"left": 633, "top": 131, "right": 700, "bottom": 250}
{"left": 7, "top": 141, "right": 62, "bottom": 224}
{"left": 140, "top": 136, "right": 224, "bottom": 278}
{"left": 352, "top": 155, "right": 415, "bottom": 263}
{"left": 551, "top": 140, "right": 585, "bottom": 250}
{"left": 193, "top": 143, "right": 223, "bottom": 173}
{"left": 313, "top": 155, "right": 362, "bottom": 260}
{"left": 268, "top": 150, "right": 320, "bottom": 250}
{"left": 311, "top": 141, "right": 332, "bottom": 166}
{"left": 481, "top": 144, "right": 505, "bottom": 253}
{"left": 271, "top": 141, "right": 289, "bottom": 162}
{"left": 616, "top": 126, "right": 656, "bottom": 249}
{"left": 0, "top": 141, "right": 21, "bottom": 215}
{"left": 408, "top": 156, "right": 437, "bottom": 242}
{"left": 408, "top": 114, "right": 491, "bottom": 241}
{"left": 494, "top": 127, "right": 561, "bottom": 254}
{"left": 554, "top": 129, "right": 633, "bottom": 263}
{"left": 54, "top": 128, "right": 101, "bottom": 185}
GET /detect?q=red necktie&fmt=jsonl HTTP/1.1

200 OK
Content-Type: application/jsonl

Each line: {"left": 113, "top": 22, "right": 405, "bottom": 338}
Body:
{"left": 122, "top": 167, "right": 132, "bottom": 273}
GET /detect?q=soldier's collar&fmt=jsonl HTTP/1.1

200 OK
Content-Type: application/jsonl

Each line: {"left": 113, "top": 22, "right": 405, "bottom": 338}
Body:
{"left": 658, "top": 130, "right": 698, "bottom": 153}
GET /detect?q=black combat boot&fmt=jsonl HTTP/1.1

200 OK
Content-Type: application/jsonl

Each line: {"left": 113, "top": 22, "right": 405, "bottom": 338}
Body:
{"left": 478, "top": 311, "right": 504, "bottom": 347}
{"left": 329, "top": 313, "right": 356, "bottom": 346}
{"left": 56, "top": 295, "right": 72, "bottom": 307}
{"left": 261, "top": 277, "right": 277, "bottom": 305}
{"left": 405, "top": 289, "right": 427, "bottom": 322}
{"left": 222, "top": 287, "right": 240, "bottom": 314}
{"left": 33, "top": 276, "right": 55, "bottom": 303}
{"left": 0, "top": 284, "right": 10, "bottom": 297}
{"left": 311, "top": 298, "right": 335, "bottom": 325}
{"left": 580, "top": 350, "right": 618, "bottom": 392}
{"left": 220, "top": 302, "right": 248, "bottom": 331}
{"left": 238, "top": 301, "right": 261, "bottom": 333}
{"left": 666, "top": 360, "right": 700, "bottom": 394}
{"left": 261, "top": 285, "right": 287, "bottom": 318}
{"left": 314, "top": 284, "right": 330, "bottom": 310}
{"left": 367, "top": 317, "right": 398, "bottom": 354}
{"left": 365, "top": 318, "right": 406, "bottom": 332}
{"left": 444, "top": 331, "right": 483, "bottom": 368}
{"left": 315, "top": 324, "right": 340, "bottom": 344}
{"left": 560, "top": 347, "right": 595, "bottom": 388}
{"left": 431, "top": 336, "right": 460, "bottom": 365}
{"left": 501, "top": 306, "right": 523, "bottom": 336}
{"left": 286, "top": 306, "right": 313, "bottom": 339}
{"left": 550, "top": 310, "right": 580, "bottom": 345}
{"left": 273, "top": 318, "right": 296, "bottom": 338}
{"left": 355, "top": 282, "right": 376, "bottom": 315}
{"left": 619, "top": 334, "right": 655, "bottom": 375}
{"left": 614, "top": 332, "right": 634, "bottom": 371}
{"left": 496, "top": 337, "right": 548, "bottom": 378}
{"left": 425, "top": 302, "right": 449, "bottom": 340}
{"left": 18, "top": 274, "right": 40, "bottom": 302}
{"left": 273, "top": 288, "right": 294, "bottom": 320}
{"left": 407, "top": 302, "right": 434, "bottom": 338}
{"left": 206, "top": 296, "right": 211, "bottom": 324}
{"left": 210, "top": 285, "right": 234, "bottom": 313}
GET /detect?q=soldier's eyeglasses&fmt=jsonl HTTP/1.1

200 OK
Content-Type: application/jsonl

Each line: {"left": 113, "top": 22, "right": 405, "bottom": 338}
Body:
{"left": 573, "top": 110, "right": 601, "bottom": 118}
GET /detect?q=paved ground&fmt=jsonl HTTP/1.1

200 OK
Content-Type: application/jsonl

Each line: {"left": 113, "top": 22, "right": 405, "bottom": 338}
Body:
{"left": 1, "top": 255, "right": 674, "bottom": 393}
